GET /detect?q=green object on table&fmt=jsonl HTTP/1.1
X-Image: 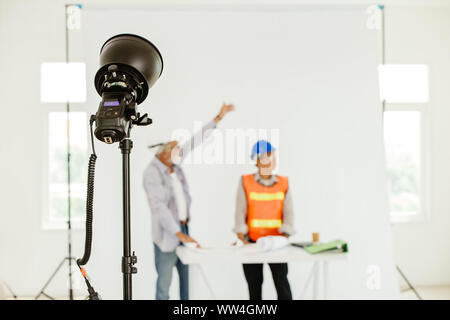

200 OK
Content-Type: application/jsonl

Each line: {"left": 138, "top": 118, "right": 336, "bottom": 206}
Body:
{"left": 304, "top": 240, "right": 348, "bottom": 254}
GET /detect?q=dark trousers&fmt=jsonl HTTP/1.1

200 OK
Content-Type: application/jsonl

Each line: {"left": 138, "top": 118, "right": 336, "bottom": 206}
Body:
{"left": 243, "top": 263, "right": 292, "bottom": 300}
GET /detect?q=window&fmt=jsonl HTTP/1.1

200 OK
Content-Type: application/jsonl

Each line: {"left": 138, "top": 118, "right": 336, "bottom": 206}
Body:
{"left": 40, "top": 62, "right": 86, "bottom": 103}
{"left": 378, "top": 64, "right": 429, "bottom": 103}
{"left": 380, "top": 64, "right": 429, "bottom": 222}
{"left": 44, "top": 112, "right": 88, "bottom": 229}
{"left": 384, "top": 111, "right": 422, "bottom": 221}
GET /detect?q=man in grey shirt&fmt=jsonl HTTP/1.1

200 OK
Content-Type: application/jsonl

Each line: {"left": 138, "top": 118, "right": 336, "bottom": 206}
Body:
{"left": 143, "top": 103, "right": 234, "bottom": 300}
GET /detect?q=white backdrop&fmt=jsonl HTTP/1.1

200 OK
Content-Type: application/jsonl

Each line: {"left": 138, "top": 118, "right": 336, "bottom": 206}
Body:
{"left": 3, "top": 0, "right": 450, "bottom": 301}
{"left": 73, "top": 6, "right": 398, "bottom": 299}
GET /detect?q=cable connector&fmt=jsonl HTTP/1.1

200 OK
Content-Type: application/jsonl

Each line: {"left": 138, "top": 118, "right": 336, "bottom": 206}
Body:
{"left": 77, "top": 264, "right": 101, "bottom": 300}
{"left": 90, "top": 114, "right": 96, "bottom": 125}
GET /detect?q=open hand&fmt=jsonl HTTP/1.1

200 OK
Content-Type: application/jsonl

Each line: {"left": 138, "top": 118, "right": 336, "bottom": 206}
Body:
{"left": 176, "top": 232, "right": 201, "bottom": 248}
{"left": 237, "top": 233, "right": 251, "bottom": 245}
{"left": 214, "top": 102, "right": 235, "bottom": 123}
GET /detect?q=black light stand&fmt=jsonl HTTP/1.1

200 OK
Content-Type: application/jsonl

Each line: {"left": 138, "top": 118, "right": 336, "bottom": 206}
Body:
{"left": 77, "top": 113, "right": 151, "bottom": 300}
{"left": 77, "top": 33, "right": 162, "bottom": 300}
{"left": 120, "top": 137, "right": 137, "bottom": 300}
{"left": 117, "top": 115, "right": 153, "bottom": 299}
{"left": 35, "top": 4, "right": 78, "bottom": 300}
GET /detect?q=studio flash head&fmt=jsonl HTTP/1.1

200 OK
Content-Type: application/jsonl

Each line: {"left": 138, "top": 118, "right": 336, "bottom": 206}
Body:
{"left": 78, "top": 34, "right": 163, "bottom": 300}
{"left": 93, "top": 34, "right": 163, "bottom": 144}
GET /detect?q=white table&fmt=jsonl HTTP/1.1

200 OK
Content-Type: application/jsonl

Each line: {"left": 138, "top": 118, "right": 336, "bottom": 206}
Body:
{"left": 176, "top": 244, "right": 347, "bottom": 299}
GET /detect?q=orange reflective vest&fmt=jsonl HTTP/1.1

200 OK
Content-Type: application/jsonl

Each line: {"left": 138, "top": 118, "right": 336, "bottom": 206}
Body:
{"left": 242, "top": 174, "right": 288, "bottom": 242}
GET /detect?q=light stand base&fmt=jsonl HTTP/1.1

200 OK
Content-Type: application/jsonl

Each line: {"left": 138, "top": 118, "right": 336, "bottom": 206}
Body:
{"left": 35, "top": 257, "right": 77, "bottom": 300}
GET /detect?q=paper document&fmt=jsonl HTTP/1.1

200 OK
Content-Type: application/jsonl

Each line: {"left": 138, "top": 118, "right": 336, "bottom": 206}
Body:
{"left": 256, "top": 236, "right": 290, "bottom": 252}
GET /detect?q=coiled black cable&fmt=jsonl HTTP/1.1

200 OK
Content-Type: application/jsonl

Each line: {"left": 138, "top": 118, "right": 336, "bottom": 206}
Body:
{"left": 76, "top": 117, "right": 101, "bottom": 299}
{"left": 77, "top": 153, "right": 97, "bottom": 266}
{"left": 77, "top": 117, "right": 97, "bottom": 266}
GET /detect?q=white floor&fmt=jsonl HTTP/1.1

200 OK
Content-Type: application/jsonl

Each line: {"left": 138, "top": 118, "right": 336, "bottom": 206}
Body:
{"left": 5, "top": 287, "right": 450, "bottom": 300}
{"left": 3, "top": 285, "right": 450, "bottom": 300}
{"left": 399, "top": 285, "right": 450, "bottom": 300}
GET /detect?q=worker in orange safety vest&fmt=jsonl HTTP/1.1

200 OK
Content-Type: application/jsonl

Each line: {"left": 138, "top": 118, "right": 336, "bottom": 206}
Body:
{"left": 234, "top": 140, "right": 295, "bottom": 300}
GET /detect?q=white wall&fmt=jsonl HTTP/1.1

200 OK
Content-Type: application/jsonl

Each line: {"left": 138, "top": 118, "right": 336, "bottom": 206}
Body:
{"left": 386, "top": 6, "right": 450, "bottom": 286}
{"left": 80, "top": 5, "right": 399, "bottom": 300}
{"left": 0, "top": 0, "right": 85, "bottom": 297}
{"left": 2, "top": 0, "right": 433, "bottom": 299}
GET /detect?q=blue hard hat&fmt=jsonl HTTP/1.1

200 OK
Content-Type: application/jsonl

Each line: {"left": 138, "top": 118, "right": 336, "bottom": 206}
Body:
{"left": 251, "top": 140, "right": 275, "bottom": 160}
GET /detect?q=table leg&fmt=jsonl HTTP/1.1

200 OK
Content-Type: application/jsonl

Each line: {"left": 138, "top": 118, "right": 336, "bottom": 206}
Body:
{"left": 298, "top": 263, "right": 315, "bottom": 299}
{"left": 196, "top": 264, "right": 217, "bottom": 299}
{"left": 323, "top": 261, "right": 329, "bottom": 300}
{"left": 312, "top": 261, "right": 319, "bottom": 300}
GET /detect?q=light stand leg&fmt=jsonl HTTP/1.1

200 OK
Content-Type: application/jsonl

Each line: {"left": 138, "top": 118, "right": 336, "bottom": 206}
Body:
{"left": 298, "top": 263, "right": 315, "bottom": 299}
{"left": 312, "top": 261, "right": 319, "bottom": 300}
{"left": 323, "top": 261, "right": 329, "bottom": 300}
{"left": 34, "top": 258, "right": 66, "bottom": 300}
{"left": 196, "top": 265, "right": 216, "bottom": 299}
{"left": 34, "top": 257, "right": 77, "bottom": 300}
{"left": 396, "top": 265, "right": 422, "bottom": 300}
{"left": 120, "top": 139, "right": 137, "bottom": 300}
{"left": 2, "top": 281, "right": 18, "bottom": 299}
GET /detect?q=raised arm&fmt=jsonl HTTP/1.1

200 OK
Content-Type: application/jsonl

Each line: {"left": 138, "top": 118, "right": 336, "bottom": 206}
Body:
{"left": 179, "top": 102, "right": 235, "bottom": 163}
{"left": 213, "top": 102, "right": 235, "bottom": 124}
